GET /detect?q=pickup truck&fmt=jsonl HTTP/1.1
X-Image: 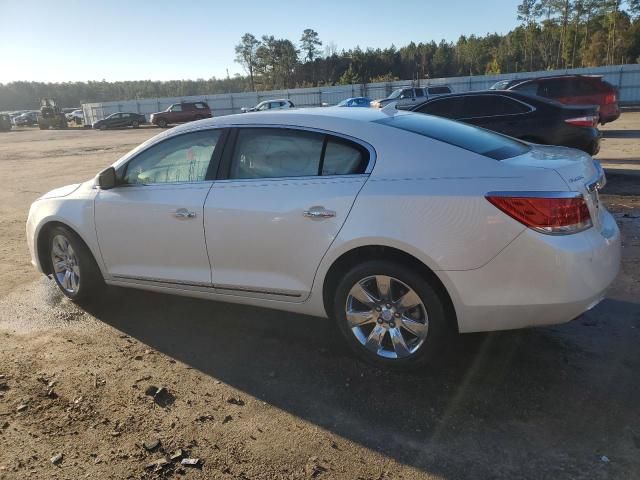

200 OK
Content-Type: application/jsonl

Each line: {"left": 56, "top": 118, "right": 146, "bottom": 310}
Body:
{"left": 371, "top": 85, "right": 452, "bottom": 108}
{"left": 150, "top": 102, "right": 212, "bottom": 128}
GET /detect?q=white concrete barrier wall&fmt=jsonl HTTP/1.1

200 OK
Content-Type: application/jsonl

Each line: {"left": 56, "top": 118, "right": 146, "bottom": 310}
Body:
{"left": 82, "top": 64, "right": 640, "bottom": 125}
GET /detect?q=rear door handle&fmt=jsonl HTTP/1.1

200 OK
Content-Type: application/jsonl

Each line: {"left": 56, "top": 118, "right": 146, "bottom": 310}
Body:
{"left": 174, "top": 208, "right": 196, "bottom": 219}
{"left": 303, "top": 206, "right": 336, "bottom": 219}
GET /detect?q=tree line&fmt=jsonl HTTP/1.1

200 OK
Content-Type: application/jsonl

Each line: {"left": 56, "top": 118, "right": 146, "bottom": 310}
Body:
{"left": 1, "top": 0, "right": 639, "bottom": 110}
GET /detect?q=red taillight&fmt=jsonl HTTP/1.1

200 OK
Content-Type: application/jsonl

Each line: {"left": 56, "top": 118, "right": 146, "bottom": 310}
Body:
{"left": 564, "top": 115, "right": 598, "bottom": 127}
{"left": 486, "top": 193, "right": 592, "bottom": 235}
{"left": 604, "top": 93, "right": 616, "bottom": 104}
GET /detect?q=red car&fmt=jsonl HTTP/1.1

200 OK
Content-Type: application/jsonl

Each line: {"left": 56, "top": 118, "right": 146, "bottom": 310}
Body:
{"left": 150, "top": 101, "right": 212, "bottom": 128}
{"left": 495, "top": 75, "right": 620, "bottom": 124}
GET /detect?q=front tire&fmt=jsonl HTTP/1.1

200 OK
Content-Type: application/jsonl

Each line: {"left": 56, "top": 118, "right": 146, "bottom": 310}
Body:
{"left": 131, "top": 120, "right": 140, "bottom": 128}
{"left": 48, "top": 226, "right": 103, "bottom": 301}
{"left": 333, "top": 260, "right": 451, "bottom": 369}
{"left": 156, "top": 118, "right": 168, "bottom": 128}
{"left": 99, "top": 124, "right": 107, "bottom": 131}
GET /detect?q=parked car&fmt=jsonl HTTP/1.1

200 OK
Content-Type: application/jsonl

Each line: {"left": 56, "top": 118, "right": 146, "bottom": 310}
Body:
{"left": 408, "top": 90, "right": 601, "bottom": 155}
{"left": 336, "top": 97, "right": 372, "bottom": 107}
{"left": 13, "top": 111, "right": 39, "bottom": 126}
{"left": 241, "top": 99, "right": 295, "bottom": 113}
{"left": 26, "top": 108, "right": 620, "bottom": 368}
{"left": 66, "top": 109, "right": 84, "bottom": 122}
{"left": 492, "top": 75, "right": 620, "bottom": 124}
{"left": 93, "top": 112, "right": 146, "bottom": 130}
{"left": 371, "top": 85, "right": 452, "bottom": 108}
{"left": 0, "top": 113, "right": 11, "bottom": 132}
{"left": 150, "top": 102, "right": 212, "bottom": 128}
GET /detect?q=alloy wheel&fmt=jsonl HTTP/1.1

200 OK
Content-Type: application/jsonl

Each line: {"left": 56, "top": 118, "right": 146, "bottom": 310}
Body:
{"left": 345, "top": 275, "right": 429, "bottom": 359}
{"left": 51, "top": 234, "right": 80, "bottom": 294}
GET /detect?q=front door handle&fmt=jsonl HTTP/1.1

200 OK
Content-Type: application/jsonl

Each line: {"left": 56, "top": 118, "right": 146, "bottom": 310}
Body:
{"left": 303, "top": 206, "right": 336, "bottom": 219}
{"left": 174, "top": 208, "right": 196, "bottom": 219}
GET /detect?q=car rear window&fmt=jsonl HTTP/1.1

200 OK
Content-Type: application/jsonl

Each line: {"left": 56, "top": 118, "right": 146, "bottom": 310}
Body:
{"left": 374, "top": 113, "right": 530, "bottom": 160}
{"left": 427, "top": 86, "right": 451, "bottom": 94}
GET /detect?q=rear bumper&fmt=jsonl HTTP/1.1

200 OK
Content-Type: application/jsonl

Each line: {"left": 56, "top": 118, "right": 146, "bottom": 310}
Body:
{"left": 600, "top": 104, "right": 620, "bottom": 124}
{"left": 444, "top": 208, "right": 621, "bottom": 333}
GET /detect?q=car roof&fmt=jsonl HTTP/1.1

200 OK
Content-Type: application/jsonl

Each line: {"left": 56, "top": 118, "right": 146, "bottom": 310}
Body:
{"left": 171, "top": 107, "right": 409, "bottom": 132}
{"left": 509, "top": 74, "right": 603, "bottom": 85}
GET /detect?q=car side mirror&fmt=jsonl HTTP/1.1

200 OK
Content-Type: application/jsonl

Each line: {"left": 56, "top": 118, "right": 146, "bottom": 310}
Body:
{"left": 97, "top": 167, "right": 117, "bottom": 190}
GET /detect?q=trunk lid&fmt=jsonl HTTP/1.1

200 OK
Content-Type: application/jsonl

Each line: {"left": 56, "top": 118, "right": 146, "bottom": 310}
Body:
{"left": 502, "top": 144, "right": 605, "bottom": 230}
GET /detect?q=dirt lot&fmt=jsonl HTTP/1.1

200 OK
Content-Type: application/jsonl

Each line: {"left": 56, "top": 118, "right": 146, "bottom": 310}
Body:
{"left": 0, "top": 116, "right": 639, "bottom": 480}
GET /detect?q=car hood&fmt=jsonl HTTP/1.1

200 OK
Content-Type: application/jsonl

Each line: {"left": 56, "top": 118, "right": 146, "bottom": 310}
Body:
{"left": 38, "top": 183, "right": 82, "bottom": 200}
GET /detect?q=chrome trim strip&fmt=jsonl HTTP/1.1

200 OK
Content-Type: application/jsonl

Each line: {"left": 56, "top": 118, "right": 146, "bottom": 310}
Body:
{"left": 485, "top": 190, "right": 584, "bottom": 199}
{"left": 214, "top": 284, "right": 302, "bottom": 298}
{"left": 112, "top": 274, "right": 211, "bottom": 288}
{"left": 110, "top": 274, "right": 303, "bottom": 298}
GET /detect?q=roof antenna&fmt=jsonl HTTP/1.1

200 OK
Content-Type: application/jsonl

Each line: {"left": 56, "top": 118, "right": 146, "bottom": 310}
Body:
{"left": 380, "top": 101, "right": 398, "bottom": 116}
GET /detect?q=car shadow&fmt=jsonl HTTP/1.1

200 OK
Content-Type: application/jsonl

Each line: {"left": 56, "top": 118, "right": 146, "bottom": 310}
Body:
{"left": 81, "top": 286, "right": 640, "bottom": 477}
{"left": 601, "top": 129, "right": 640, "bottom": 139}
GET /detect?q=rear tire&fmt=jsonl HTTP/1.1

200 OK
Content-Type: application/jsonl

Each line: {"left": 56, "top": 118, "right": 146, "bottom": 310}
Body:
{"left": 132, "top": 120, "right": 140, "bottom": 128}
{"left": 333, "top": 260, "right": 452, "bottom": 369}
{"left": 48, "top": 225, "right": 103, "bottom": 302}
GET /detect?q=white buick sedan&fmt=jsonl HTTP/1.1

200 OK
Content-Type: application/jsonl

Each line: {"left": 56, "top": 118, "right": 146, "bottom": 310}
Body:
{"left": 26, "top": 108, "right": 621, "bottom": 367}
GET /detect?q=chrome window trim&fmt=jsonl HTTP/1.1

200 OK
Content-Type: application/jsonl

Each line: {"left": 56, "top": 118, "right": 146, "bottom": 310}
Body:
{"left": 212, "top": 174, "right": 368, "bottom": 185}
{"left": 224, "top": 123, "right": 377, "bottom": 175}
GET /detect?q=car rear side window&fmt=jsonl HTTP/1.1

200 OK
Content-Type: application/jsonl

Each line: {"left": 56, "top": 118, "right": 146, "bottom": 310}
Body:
{"left": 459, "top": 95, "right": 530, "bottom": 117}
{"left": 322, "top": 138, "right": 368, "bottom": 176}
{"left": 228, "top": 128, "right": 370, "bottom": 179}
{"left": 512, "top": 82, "right": 538, "bottom": 96}
{"left": 194, "top": 103, "right": 207, "bottom": 109}
{"left": 375, "top": 114, "right": 530, "bottom": 160}
{"left": 417, "top": 97, "right": 464, "bottom": 119}
{"left": 230, "top": 128, "right": 324, "bottom": 179}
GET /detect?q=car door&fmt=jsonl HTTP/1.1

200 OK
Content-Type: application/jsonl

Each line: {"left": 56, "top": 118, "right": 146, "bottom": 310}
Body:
{"left": 95, "top": 128, "right": 225, "bottom": 286}
{"left": 204, "top": 126, "right": 372, "bottom": 300}
{"left": 118, "top": 113, "right": 130, "bottom": 127}
{"left": 169, "top": 104, "right": 185, "bottom": 123}
{"left": 395, "top": 88, "right": 416, "bottom": 107}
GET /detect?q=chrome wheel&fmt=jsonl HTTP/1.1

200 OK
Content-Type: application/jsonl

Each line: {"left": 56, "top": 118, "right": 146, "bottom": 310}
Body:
{"left": 346, "top": 275, "right": 429, "bottom": 359}
{"left": 51, "top": 234, "right": 80, "bottom": 294}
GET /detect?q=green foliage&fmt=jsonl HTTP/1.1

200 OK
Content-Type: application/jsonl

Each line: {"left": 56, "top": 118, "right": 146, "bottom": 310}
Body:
{"left": 2, "top": 3, "right": 640, "bottom": 110}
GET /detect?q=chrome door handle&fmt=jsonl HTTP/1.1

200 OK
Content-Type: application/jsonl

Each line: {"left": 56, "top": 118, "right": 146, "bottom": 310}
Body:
{"left": 303, "top": 206, "right": 336, "bottom": 219}
{"left": 174, "top": 208, "right": 196, "bottom": 219}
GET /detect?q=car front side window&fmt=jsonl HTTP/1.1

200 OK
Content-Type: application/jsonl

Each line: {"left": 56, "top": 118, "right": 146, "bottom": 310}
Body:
{"left": 123, "top": 130, "right": 221, "bottom": 185}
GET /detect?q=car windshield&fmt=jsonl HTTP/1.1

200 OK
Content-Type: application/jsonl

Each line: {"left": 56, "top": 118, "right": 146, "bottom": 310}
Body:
{"left": 337, "top": 99, "right": 350, "bottom": 106}
{"left": 490, "top": 81, "right": 510, "bottom": 90}
{"left": 374, "top": 113, "right": 530, "bottom": 160}
{"left": 388, "top": 89, "right": 404, "bottom": 100}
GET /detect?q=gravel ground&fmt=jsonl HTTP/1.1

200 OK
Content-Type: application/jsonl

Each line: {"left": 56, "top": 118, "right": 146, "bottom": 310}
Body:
{"left": 0, "top": 116, "right": 639, "bottom": 480}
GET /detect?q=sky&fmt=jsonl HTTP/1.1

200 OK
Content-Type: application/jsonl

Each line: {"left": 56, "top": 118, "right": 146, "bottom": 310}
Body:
{"left": 0, "top": 0, "right": 522, "bottom": 84}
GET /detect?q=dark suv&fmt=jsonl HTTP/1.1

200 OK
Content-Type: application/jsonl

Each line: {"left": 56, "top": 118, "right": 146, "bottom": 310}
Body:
{"left": 150, "top": 102, "right": 212, "bottom": 128}
{"left": 492, "top": 75, "right": 620, "bottom": 124}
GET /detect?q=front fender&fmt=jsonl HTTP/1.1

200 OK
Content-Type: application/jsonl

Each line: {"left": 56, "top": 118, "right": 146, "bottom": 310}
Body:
{"left": 27, "top": 186, "right": 103, "bottom": 276}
